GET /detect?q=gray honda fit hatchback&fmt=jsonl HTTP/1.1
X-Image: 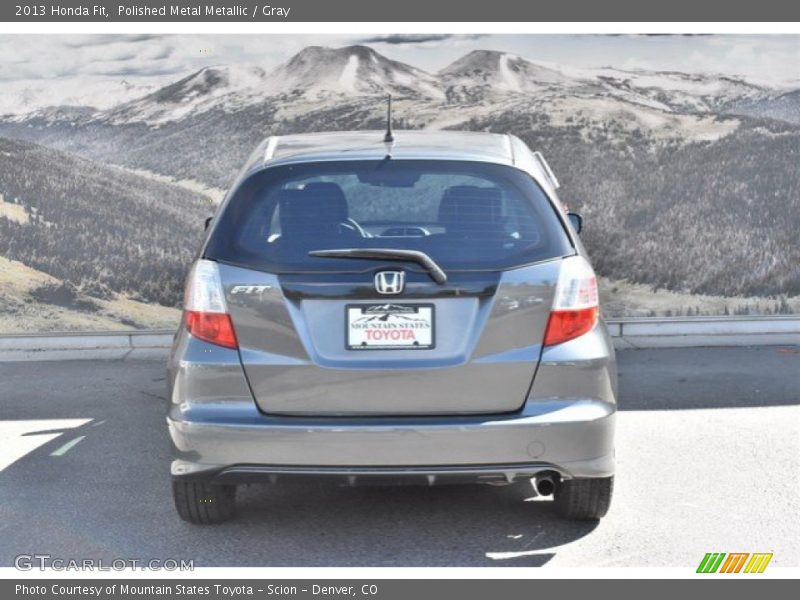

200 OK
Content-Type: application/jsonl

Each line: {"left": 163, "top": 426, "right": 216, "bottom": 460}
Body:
{"left": 168, "top": 130, "right": 616, "bottom": 524}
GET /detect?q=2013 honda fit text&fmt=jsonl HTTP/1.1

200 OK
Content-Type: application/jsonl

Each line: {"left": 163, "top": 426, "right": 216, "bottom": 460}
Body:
{"left": 167, "top": 130, "right": 617, "bottom": 524}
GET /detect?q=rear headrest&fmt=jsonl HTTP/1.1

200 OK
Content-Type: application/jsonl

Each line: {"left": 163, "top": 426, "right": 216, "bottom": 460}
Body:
{"left": 301, "top": 182, "right": 348, "bottom": 222}
{"left": 438, "top": 186, "right": 502, "bottom": 230}
{"left": 276, "top": 189, "right": 307, "bottom": 231}
{"left": 279, "top": 183, "right": 349, "bottom": 235}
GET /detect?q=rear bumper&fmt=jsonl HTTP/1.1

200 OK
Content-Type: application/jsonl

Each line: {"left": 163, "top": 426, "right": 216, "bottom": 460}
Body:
{"left": 168, "top": 398, "right": 615, "bottom": 483}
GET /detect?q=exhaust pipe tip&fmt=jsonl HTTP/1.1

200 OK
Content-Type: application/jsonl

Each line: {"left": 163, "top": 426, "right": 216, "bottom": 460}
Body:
{"left": 534, "top": 474, "right": 556, "bottom": 497}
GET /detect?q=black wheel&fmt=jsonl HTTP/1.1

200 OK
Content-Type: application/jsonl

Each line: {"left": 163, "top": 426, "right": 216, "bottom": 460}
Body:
{"left": 172, "top": 479, "right": 237, "bottom": 524}
{"left": 554, "top": 476, "right": 613, "bottom": 521}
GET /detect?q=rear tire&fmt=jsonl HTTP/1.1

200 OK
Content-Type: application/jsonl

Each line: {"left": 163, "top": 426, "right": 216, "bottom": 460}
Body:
{"left": 554, "top": 476, "right": 613, "bottom": 521}
{"left": 172, "top": 479, "right": 237, "bottom": 524}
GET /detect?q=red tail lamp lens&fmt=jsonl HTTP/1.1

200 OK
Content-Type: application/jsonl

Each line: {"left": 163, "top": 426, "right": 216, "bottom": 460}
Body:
{"left": 543, "top": 306, "right": 599, "bottom": 347}
{"left": 185, "top": 310, "right": 238, "bottom": 349}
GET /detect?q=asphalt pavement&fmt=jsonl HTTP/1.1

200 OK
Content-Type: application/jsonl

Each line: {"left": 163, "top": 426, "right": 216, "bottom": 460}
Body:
{"left": 0, "top": 346, "right": 798, "bottom": 568}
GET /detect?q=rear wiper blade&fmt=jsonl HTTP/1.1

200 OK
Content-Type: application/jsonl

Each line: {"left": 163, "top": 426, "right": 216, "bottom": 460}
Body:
{"left": 309, "top": 248, "right": 447, "bottom": 285}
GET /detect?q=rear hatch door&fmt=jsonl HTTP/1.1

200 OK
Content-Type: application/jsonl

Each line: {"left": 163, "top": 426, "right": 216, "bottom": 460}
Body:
{"left": 204, "top": 158, "right": 574, "bottom": 416}
{"left": 222, "top": 260, "right": 561, "bottom": 415}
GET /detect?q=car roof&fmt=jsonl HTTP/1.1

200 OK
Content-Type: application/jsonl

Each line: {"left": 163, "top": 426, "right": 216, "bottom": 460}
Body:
{"left": 239, "top": 130, "right": 560, "bottom": 194}
{"left": 258, "top": 130, "right": 513, "bottom": 166}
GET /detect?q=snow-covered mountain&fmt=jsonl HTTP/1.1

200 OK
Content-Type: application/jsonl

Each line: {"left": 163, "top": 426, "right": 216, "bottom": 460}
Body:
{"left": 440, "top": 50, "right": 580, "bottom": 101}
{"left": 4, "top": 44, "right": 796, "bottom": 129}
{"left": 268, "top": 45, "right": 444, "bottom": 100}
{"left": 588, "top": 68, "right": 769, "bottom": 112}
{"left": 436, "top": 50, "right": 773, "bottom": 114}
{"left": 101, "top": 45, "right": 446, "bottom": 125}
{"left": 438, "top": 51, "right": 771, "bottom": 113}
{"left": 106, "top": 64, "right": 269, "bottom": 124}
{"left": 3, "top": 43, "right": 794, "bottom": 191}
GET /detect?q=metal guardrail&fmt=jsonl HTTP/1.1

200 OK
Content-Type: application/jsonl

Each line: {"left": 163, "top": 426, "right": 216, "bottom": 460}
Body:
{"left": 0, "top": 329, "right": 174, "bottom": 361}
{"left": 605, "top": 315, "right": 800, "bottom": 349}
{"left": 0, "top": 317, "right": 797, "bottom": 361}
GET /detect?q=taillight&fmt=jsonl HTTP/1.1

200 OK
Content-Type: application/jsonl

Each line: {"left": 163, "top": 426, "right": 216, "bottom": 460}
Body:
{"left": 183, "top": 259, "right": 238, "bottom": 349}
{"left": 543, "top": 256, "right": 599, "bottom": 346}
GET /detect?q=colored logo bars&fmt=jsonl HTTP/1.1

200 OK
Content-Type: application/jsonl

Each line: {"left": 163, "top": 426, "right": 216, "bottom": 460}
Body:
{"left": 696, "top": 552, "right": 773, "bottom": 573}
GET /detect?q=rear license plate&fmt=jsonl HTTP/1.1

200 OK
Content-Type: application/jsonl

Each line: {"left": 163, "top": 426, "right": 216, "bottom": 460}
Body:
{"left": 346, "top": 303, "right": 435, "bottom": 350}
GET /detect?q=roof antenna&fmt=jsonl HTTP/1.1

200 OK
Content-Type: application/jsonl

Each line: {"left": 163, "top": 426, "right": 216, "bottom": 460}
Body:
{"left": 383, "top": 94, "right": 394, "bottom": 144}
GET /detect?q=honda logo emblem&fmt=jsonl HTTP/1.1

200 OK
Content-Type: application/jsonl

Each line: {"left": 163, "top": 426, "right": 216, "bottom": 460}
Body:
{"left": 375, "top": 271, "right": 405, "bottom": 295}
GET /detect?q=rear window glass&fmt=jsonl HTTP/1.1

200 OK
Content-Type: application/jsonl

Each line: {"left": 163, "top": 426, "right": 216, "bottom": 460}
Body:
{"left": 204, "top": 160, "right": 573, "bottom": 273}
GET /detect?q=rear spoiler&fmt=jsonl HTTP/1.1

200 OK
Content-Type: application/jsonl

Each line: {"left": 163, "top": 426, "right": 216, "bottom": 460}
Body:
{"left": 532, "top": 151, "right": 560, "bottom": 190}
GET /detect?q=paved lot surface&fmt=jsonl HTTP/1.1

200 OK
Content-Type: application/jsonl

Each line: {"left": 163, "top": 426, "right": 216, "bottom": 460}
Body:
{"left": 0, "top": 347, "right": 798, "bottom": 568}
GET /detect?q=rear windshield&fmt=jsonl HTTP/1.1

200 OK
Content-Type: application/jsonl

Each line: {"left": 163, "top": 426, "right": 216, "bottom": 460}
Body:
{"left": 204, "top": 160, "right": 573, "bottom": 273}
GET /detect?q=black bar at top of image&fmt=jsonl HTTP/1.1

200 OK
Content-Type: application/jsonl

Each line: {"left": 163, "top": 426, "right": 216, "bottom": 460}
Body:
{"left": 2, "top": 0, "right": 800, "bottom": 22}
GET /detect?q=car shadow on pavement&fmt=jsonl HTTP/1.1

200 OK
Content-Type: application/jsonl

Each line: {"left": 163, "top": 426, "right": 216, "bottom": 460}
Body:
{"left": 220, "top": 480, "right": 598, "bottom": 567}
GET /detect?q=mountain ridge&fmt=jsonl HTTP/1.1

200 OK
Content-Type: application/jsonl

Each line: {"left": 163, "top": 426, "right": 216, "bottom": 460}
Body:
{"left": 6, "top": 45, "right": 798, "bottom": 127}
